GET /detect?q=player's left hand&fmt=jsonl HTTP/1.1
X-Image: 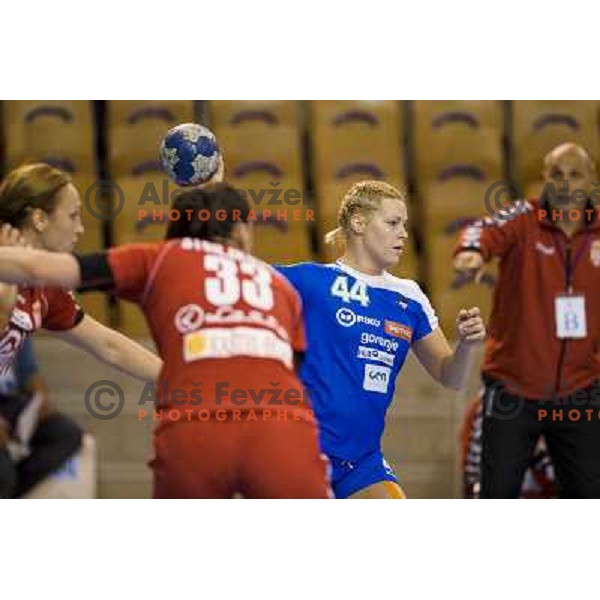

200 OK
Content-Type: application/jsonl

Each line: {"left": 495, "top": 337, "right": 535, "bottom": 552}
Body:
{"left": 456, "top": 307, "right": 486, "bottom": 344}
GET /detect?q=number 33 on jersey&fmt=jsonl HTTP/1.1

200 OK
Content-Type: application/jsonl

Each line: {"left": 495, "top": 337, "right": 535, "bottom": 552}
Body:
{"left": 106, "top": 238, "right": 306, "bottom": 375}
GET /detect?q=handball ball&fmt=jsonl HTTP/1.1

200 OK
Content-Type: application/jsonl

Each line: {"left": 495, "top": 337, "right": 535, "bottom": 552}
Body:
{"left": 159, "top": 123, "right": 221, "bottom": 186}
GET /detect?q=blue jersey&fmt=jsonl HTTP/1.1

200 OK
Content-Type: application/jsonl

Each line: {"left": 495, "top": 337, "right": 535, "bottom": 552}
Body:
{"left": 275, "top": 261, "right": 438, "bottom": 461}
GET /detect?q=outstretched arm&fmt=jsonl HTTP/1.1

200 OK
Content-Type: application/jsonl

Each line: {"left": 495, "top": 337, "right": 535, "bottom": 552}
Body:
{"left": 0, "top": 239, "right": 162, "bottom": 382}
{"left": 0, "top": 247, "right": 81, "bottom": 289}
{"left": 453, "top": 201, "right": 531, "bottom": 282}
{"left": 0, "top": 224, "right": 27, "bottom": 329}
{"left": 52, "top": 314, "right": 162, "bottom": 383}
{"left": 412, "top": 308, "right": 486, "bottom": 391}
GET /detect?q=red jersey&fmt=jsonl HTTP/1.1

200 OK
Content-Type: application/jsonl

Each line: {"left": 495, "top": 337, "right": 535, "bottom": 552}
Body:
{"left": 106, "top": 238, "right": 308, "bottom": 413}
{"left": 0, "top": 287, "right": 83, "bottom": 374}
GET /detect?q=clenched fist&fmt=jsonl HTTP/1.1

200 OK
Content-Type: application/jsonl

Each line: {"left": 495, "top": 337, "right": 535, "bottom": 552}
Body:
{"left": 456, "top": 307, "right": 486, "bottom": 344}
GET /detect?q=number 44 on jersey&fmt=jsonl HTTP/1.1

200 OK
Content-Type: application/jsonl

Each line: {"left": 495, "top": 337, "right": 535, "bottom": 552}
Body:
{"left": 330, "top": 276, "right": 370, "bottom": 307}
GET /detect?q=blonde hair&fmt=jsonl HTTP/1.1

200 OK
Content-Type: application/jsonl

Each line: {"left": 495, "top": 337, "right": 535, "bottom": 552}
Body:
{"left": 324, "top": 180, "right": 407, "bottom": 245}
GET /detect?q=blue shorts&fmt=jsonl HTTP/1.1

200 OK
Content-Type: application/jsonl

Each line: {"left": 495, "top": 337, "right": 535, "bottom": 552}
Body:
{"left": 328, "top": 450, "right": 399, "bottom": 498}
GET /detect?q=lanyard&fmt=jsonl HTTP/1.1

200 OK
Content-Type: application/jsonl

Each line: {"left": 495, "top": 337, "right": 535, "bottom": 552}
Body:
{"left": 551, "top": 231, "right": 591, "bottom": 292}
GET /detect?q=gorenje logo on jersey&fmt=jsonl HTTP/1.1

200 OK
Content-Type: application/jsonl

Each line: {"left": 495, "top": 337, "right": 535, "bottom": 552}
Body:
{"left": 335, "top": 308, "right": 381, "bottom": 329}
{"left": 360, "top": 332, "right": 399, "bottom": 353}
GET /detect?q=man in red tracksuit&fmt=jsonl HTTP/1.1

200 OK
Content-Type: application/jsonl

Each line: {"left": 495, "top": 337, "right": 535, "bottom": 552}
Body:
{"left": 454, "top": 142, "right": 600, "bottom": 498}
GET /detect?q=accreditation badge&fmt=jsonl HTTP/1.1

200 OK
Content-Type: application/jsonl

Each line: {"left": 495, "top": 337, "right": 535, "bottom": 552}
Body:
{"left": 555, "top": 294, "right": 587, "bottom": 339}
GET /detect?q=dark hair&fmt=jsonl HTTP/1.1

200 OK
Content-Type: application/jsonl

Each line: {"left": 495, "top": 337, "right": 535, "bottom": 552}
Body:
{"left": 0, "top": 163, "right": 72, "bottom": 228}
{"left": 165, "top": 182, "right": 250, "bottom": 241}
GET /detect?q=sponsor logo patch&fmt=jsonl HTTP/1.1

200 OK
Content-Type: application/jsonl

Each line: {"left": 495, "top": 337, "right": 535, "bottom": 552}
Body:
{"left": 183, "top": 327, "right": 293, "bottom": 369}
{"left": 363, "top": 364, "right": 391, "bottom": 394}
{"left": 335, "top": 308, "right": 380, "bottom": 329}
{"left": 384, "top": 320, "right": 412, "bottom": 341}
{"left": 357, "top": 345, "right": 395, "bottom": 367}
{"left": 174, "top": 304, "right": 205, "bottom": 334}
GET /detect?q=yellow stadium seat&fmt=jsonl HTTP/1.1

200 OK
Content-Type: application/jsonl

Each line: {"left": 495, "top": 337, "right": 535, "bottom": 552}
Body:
{"left": 413, "top": 101, "right": 504, "bottom": 187}
{"left": 3, "top": 100, "right": 96, "bottom": 174}
{"left": 251, "top": 219, "right": 313, "bottom": 264}
{"left": 311, "top": 101, "right": 405, "bottom": 188}
{"left": 4, "top": 100, "right": 92, "bottom": 124}
{"left": 313, "top": 125, "right": 405, "bottom": 185}
{"left": 522, "top": 180, "right": 547, "bottom": 200}
{"left": 209, "top": 101, "right": 300, "bottom": 128}
{"left": 111, "top": 173, "right": 181, "bottom": 246}
{"left": 107, "top": 101, "right": 195, "bottom": 179}
{"left": 109, "top": 101, "right": 195, "bottom": 126}
{"left": 420, "top": 179, "right": 509, "bottom": 238}
{"left": 215, "top": 124, "right": 304, "bottom": 183}
{"left": 413, "top": 101, "right": 503, "bottom": 136}
{"left": 226, "top": 173, "right": 313, "bottom": 264}
{"left": 512, "top": 101, "right": 599, "bottom": 184}
{"left": 311, "top": 101, "right": 403, "bottom": 132}
{"left": 413, "top": 126, "right": 503, "bottom": 184}
{"left": 213, "top": 123, "right": 307, "bottom": 263}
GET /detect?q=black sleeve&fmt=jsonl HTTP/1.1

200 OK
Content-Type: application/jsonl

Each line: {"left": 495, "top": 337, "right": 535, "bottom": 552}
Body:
{"left": 74, "top": 252, "right": 116, "bottom": 293}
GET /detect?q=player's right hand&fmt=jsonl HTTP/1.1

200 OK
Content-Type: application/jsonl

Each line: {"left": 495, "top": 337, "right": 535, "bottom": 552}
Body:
{"left": 0, "top": 223, "right": 26, "bottom": 248}
{"left": 453, "top": 250, "right": 484, "bottom": 283}
{"left": 196, "top": 154, "right": 225, "bottom": 189}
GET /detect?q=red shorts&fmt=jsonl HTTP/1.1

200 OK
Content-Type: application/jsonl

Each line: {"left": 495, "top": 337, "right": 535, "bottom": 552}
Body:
{"left": 150, "top": 410, "right": 331, "bottom": 498}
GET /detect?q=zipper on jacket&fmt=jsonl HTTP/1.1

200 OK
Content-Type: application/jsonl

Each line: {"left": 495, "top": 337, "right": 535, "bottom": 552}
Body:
{"left": 554, "top": 239, "right": 571, "bottom": 394}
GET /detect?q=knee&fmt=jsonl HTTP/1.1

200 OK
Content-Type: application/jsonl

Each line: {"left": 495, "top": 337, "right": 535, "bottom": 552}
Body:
{"left": 35, "top": 413, "right": 83, "bottom": 456}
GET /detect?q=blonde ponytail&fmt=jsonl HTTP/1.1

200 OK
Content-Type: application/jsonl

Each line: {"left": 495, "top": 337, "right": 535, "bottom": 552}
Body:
{"left": 324, "top": 226, "right": 344, "bottom": 246}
